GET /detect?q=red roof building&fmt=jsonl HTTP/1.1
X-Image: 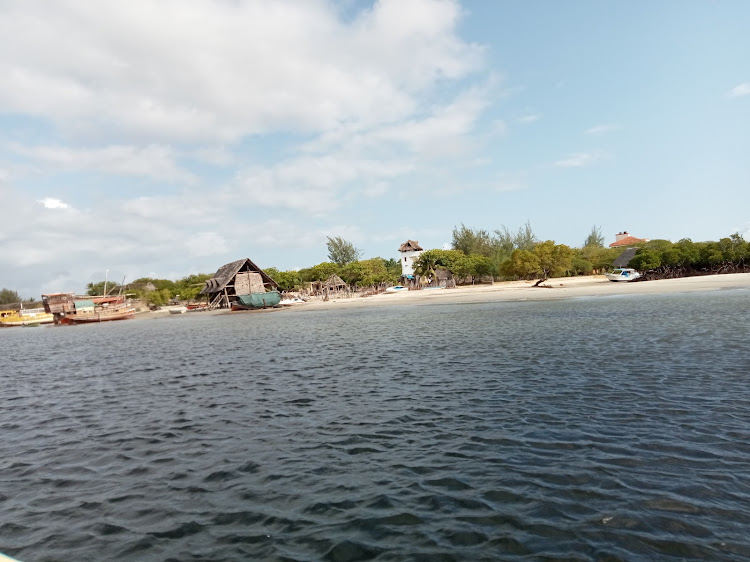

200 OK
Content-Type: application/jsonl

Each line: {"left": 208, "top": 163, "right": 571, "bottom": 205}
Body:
{"left": 609, "top": 231, "right": 649, "bottom": 248}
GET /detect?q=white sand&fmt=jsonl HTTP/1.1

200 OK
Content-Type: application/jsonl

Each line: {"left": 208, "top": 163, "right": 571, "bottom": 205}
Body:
{"left": 286, "top": 273, "right": 750, "bottom": 312}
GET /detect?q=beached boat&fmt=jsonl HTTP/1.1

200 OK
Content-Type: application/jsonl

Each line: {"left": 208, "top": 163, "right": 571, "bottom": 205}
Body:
{"left": 42, "top": 293, "right": 135, "bottom": 324}
{"left": 0, "top": 308, "right": 54, "bottom": 327}
{"left": 279, "top": 297, "right": 305, "bottom": 306}
{"left": 168, "top": 306, "right": 188, "bottom": 314}
{"left": 605, "top": 268, "right": 642, "bottom": 282}
{"left": 232, "top": 291, "right": 281, "bottom": 310}
{"left": 385, "top": 286, "right": 408, "bottom": 293}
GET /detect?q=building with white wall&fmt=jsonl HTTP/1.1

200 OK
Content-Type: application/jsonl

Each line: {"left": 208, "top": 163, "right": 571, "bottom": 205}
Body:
{"left": 398, "top": 240, "right": 424, "bottom": 277}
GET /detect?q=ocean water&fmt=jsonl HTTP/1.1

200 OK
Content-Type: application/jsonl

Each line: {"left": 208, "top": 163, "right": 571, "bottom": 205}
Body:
{"left": 1, "top": 290, "right": 750, "bottom": 561}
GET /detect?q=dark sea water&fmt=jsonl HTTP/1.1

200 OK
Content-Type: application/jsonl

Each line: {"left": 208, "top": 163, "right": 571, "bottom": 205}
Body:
{"left": 2, "top": 290, "right": 750, "bottom": 561}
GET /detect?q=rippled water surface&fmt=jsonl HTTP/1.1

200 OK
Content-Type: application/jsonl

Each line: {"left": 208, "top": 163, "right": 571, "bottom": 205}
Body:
{"left": 2, "top": 290, "right": 750, "bottom": 561}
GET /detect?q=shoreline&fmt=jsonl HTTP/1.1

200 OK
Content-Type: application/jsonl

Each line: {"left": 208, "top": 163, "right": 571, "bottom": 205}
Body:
{"left": 280, "top": 273, "right": 750, "bottom": 313}
{"left": 133, "top": 273, "right": 750, "bottom": 320}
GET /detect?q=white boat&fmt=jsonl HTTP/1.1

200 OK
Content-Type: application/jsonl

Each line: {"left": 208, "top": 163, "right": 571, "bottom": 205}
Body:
{"left": 279, "top": 297, "right": 305, "bottom": 306}
{"left": 385, "top": 285, "right": 408, "bottom": 293}
{"left": 168, "top": 306, "right": 188, "bottom": 314}
{"left": 605, "top": 268, "right": 641, "bottom": 282}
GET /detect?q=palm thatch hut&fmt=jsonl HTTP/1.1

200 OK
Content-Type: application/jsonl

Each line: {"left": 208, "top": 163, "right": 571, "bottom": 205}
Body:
{"left": 309, "top": 274, "right": 349, "bottom": 298}
{"left": 612, "top": 247, "right": 638, "bottom": 269}
{"left": 429, "top": 269, "right": 456, "bottom": 288}
{"left": 200, "top": 258, "right": 279, "bottom": 309}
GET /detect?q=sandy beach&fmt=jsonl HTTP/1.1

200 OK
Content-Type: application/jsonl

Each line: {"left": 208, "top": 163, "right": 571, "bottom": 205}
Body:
{"left": 288, "top": 273, "right": 750, "bottom": 312}
{"left": 134, "top": 273, "right": 750, "bottom": 320}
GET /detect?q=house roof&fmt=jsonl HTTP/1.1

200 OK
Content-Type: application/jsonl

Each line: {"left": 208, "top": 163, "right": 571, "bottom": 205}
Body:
{"left": 200, "top": 258, "right": 278, "bottom": 294}
{"left": 398, "top": 240, "right": 423, "bottom": 252}
{"left": 612, "top": 247, "right": 638, "bottom": 268}
{"left": 609, "top": 236, "right": 648, "bottom": 247}
{"left": 324, "top": 274, "right": 347, "bottom": 288}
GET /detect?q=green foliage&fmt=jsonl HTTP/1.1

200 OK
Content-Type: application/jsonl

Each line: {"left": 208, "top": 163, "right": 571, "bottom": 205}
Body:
{"left": 583, "top": 225, "right": 605, "bottom": 248}
{"left": 500, "top": 250, "right": 539, "bottom": 279}
{"left": 627, "top": 233, "right": 749, "bottom": 272}
{"left": 629, "top": 247, "right": 662, "bottom": 270}
{"left": 451, "top": 224, "right": 495, "bottom": 257}
{"left": 326, "top": 236, "right": 362, "bottom": 266}
{"left": 571, "top": 252, "right": 594, "bottom": 276}
{"left": 383, "top": 258, "right": 402, "bottom": 279}
{"left": 533, "top": 240, "right": 573, "bottom": 279}
{"left": 299, "top": 262, "right": 340, "bottom": 283}
{"left": 339, "top": 258, "right": 396, "bottom": 287}
{"left": 86, "top": 281, "right": 121, "bottom": 296}
{"left": 0, "top": 288, "right": 22, "bottom": 305}
{"left": 264, "top": 267, "right": 302, "bottom": 292}
{"left": 580, "top": 245, "right": 619, "bottom": 272}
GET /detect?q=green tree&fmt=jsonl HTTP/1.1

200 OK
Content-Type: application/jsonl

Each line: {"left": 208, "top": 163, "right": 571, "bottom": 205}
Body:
{"left": 451, "top": 224, "right": 494, "bottom": 256}
{"left": 86, "top": 281, "right": 122, "bottom": 296}
{"left": 583, "top": 225, "right": 605, "bottom": 248}
{"left": 500, "top": 249, "right": 540, "bottom": 279}
{"left": 299, "top": 262, "right": 340, "bottom": 283}
{"left": 0, "top": 288, "right": 22, "bottom": 305}
{"left": 326, "top": 236, "right": 362, "bottom": 266}
{"left": 533, "top": 241, "right": 573, "bottom": 279}
{"left": 264, "top": 267, "right": 302, "bottom": 292}
{"left": 413, "top": 250, "right": 441, "bottom": 283}
{"left": 629, "top": 247, "right": 662, "bottom": 270}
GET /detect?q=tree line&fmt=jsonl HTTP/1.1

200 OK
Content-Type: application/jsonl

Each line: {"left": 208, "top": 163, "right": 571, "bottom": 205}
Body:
{"left": 3, "top": 229, "right": 748, "bottom": 303}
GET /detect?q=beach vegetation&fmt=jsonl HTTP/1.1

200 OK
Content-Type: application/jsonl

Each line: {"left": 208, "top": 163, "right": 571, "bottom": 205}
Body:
{"left": 326, "top": 236, "right": 362, "bottom": 266}
{"left": 0, "top": 288, "right": 22, "bottom": 305}
{"left": 583, "top": 225, "right": 605, "bottom": 248}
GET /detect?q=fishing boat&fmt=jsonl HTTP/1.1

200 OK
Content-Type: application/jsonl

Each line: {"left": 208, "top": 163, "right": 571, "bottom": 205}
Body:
{"left": 279, "top": 297, "right": 305, "bottom": 306}
{"left": 0, "top": 308, "right": 54, "bottom": 327}
{"left": 168, "top": 306, "right": 188, "bottom": 314}
{"left": 42, "top": 293, "right": 135, "bottom": 324}
{"left": 385, "top": 285, "right": 408, "bottom": 293}
{"left": 605, "top": 268, "right": 642, "bottom": 282}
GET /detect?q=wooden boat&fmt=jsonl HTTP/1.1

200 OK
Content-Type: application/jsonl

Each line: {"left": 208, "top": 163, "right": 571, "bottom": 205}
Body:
{"left": 232, "top": 291, "right": 281, "bottom": 309}
{"left": 168, "top": 306, "right": 188, "bottom": 314}
{"left": 0, "top": 308, "right": 54, "bottom": 327}
{"left": 59, "top": 305, "right": 135, "bottom": 324}
{"left": 42, "top": 293, "right": 135, "bottom": 324}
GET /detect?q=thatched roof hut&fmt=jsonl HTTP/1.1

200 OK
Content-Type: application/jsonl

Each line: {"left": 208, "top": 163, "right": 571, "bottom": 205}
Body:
{"left": 612, "top": 247, "right": 638, "bottom": 268}
{"left": 422, "top": 268, "right": 455, "bottom": 288}
{"left": 398, "top": 240, "right": 424, "bottom": 252}
{"left": 200, "top": 258, "right": 278, "bottom": 309}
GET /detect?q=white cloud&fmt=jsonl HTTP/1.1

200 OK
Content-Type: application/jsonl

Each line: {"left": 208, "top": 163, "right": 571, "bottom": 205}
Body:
{"left": 0, "top": 0, "right": 483, "bottom": 143}
{"left": 554, "top": 151, "right": 607, "bottom": 168}
{"left": 727, "top": 83, "right": 750, "bottom": 98}
{"left": 585, "top": 124, "right": 618, "bottom": 135}
{"left": 12, "top": 144, "right": 196, "bottom": 184}
{"left": 38, "top": 197, "right": 70, "bottom": 209}
{"left": 518, "top": 113, "right": 540, "bottom": 124}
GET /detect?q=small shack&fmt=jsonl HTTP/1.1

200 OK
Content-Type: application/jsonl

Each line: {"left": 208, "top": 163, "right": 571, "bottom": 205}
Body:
{"left": 201, "top": 258, "right": 279, "bottom": 309}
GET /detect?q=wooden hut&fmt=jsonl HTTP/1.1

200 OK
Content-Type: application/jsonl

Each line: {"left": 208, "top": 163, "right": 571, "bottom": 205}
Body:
{"left": 432, "top": 269, "right": 456, "bottom": 288}
{"left": 309, "top": 274, "right": 349, "bottom": 298}
{"left": 200, "top": 258, "right": 279, "bottom": 309}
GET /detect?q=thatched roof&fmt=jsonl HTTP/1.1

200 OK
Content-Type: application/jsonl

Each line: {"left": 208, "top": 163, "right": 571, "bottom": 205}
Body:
{"left": 612, "top": 247, "right": 638, "bottom": 268}
{"left": 200, "top": 258, "right": 278, "bottom": 295}
{"left": 398, "top": 240, "right": 423, "bottom": 252}
{"left": 324, "top": 274, "right": 347, "bottom": 288}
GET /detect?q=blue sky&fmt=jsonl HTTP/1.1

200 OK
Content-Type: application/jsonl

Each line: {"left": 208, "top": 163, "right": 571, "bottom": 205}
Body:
{"left": 1, "top": 0, "right": 749, "bottom": 298}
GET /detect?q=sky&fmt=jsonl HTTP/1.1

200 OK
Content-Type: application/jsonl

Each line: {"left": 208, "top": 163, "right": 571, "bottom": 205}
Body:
{"left": 1, "top": 0, "right": 749, "bottom": 298}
